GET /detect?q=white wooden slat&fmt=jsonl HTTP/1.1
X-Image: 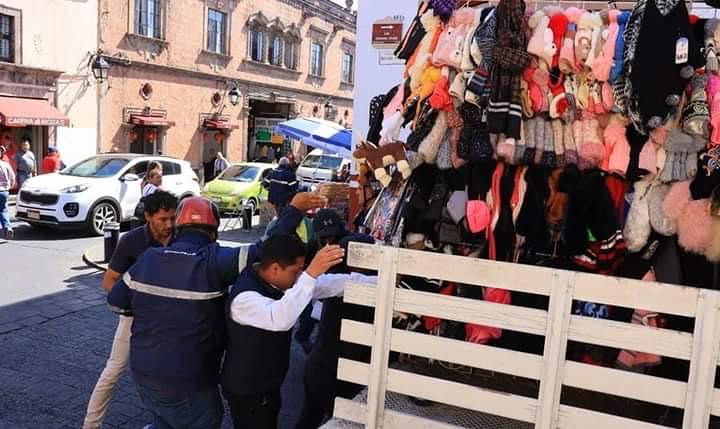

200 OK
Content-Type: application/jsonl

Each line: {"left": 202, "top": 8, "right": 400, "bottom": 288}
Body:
{"left": 397, "top": 247, "right": 553, "bottom": 295}
{"left": 568, "top": 315, "right": 693, "bottom": 360}
{"left": 683, "top": 291, "right": 720, "bottom": 429}
{"left": 366, "top": 247, "right": 400, "bottom": 429}
{"left": 340, "top": 320, "right": 543, "bottom": 380}
{"left": 564, "top": 361, "right": 687, "bottom": 408}
{"left": 711, "top": 389, "right": 720, "bottom": 416}
{"left": 535, "top": 270, "right": 574, "bottom": 429}
{"left": 347, "top": 242, "right": 382, "bottom": 270}
{"left": 574, "top": 271, "right": 699, "bottom": 318}
{"left": 386, "top": 366, "right": 538, "bottom": 424}
{"left": 558, "top": 405, "right": 672, "bottom": 429}
{"left": 344, "top": 281, "right": 377, "bottom": 308}
{"left": 394, "top": 288, "right": 548, "bottom": 336}
{"left": 333, "top": 398, "right": 468, "bottom": 429}
{"left": 337, "top": 358, "right": 370, "bottom": 386}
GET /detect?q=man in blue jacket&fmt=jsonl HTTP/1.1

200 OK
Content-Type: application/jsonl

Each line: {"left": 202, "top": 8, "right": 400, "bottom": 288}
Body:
{"left": 107, "top": 192, "right": 325, "bottom": 428}
{"left": 264, "top": 157, "right": 298, "bottom": 213}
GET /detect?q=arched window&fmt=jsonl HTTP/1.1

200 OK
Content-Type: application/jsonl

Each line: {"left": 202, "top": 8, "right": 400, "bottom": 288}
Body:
{"left": 268, "top": 19, "right": 285, "bottom": 67}
{"left": 284, "top": 24, "right": 302, "bottom": 70}
{"left": 247, "top": 12, "right": 269, "bottom": 62}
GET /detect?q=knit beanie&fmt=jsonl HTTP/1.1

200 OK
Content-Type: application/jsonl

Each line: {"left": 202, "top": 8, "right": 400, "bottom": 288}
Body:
{"left": 690, "top": 146, "right": 720, "bottom": 199}
{"left": 579, "top": 119, "right": 605, "bottom": 170}
{"left": 522, "top": 118, "right": 538, "bottom": 165}
{"left": 549, "top": 13, "right": 569, "bottom": 69}
{"left": 430, "top": 0, "right": 455, "bottom": 24}
{"left": 552, "top": 119, "right": 566, "bottom": 167}
{"left": 610, "top": 11, "right": 631, "bottom": 82}
{"left": 542, "top": 119, "right": 557, "bottom": 168}
{"left": 682, "top": 75, "right": 710, "bottom": 138}
{"left": 514, "top": 119, "right": 527, "bottom": 164}
{"left": 564, "top": 122, "right": 578, "bottom": 166}
{"left": 659, "top": 129, "right": 707, "bottom": 183}
{"left": 418, "top": 110, "right": 449, "bottom": 164}
{"left": 624, "top": 179, "right": 652, "bottom": 252}
{"left": 709, "top": 74, "right": 720, "bottom": 145}
{"left": 536, "top": 118, "right": 547, "bottom": 165}
{"left": 605, "top": 121, "right": 631, "bottom": 176}
{"left": 450, "top": 72, "right": 467, "bottom": 101}
{"left": 527, "top": 13, "right": 555, "bottom": 68}
{"left": 705, "top": 19, "right": 720, "bottom": 73}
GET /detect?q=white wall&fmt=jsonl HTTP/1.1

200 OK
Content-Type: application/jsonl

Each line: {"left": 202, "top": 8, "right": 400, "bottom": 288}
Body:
{"left": 353, "top": 1, "right": 417, "bottom": 144}
{"left": 1, "top": 0, "right": 98, "bottom": 157}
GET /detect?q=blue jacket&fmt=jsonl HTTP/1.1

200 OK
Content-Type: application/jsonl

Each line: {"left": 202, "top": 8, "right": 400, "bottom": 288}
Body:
{"left": 264, "top": 164, "right": 297, "bottom": 207}
{"left": 107, "top": 205, "right": 304, "bottom": 393}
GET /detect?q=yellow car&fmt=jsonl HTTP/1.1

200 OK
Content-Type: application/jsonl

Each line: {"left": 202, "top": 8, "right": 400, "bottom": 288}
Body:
{"left": 201, "top": 162, "right": 274, "bottom": 213}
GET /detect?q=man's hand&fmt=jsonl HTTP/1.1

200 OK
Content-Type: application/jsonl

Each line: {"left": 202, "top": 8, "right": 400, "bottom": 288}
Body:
{"left": 290, "top": 192, "right": 327, "bottom": 212}
{"left": 306, "top": 245, "right": 345, "bottom": 278}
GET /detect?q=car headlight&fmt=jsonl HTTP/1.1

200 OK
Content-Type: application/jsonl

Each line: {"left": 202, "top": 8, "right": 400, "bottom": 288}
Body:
{"left": 62, "top": 184, "right": 89, "bottom": 193}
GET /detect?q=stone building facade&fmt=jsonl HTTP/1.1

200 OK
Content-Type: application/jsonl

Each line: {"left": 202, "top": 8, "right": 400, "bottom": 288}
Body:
{"left": 98, "top": 0, "right": 356, "bottom": 178}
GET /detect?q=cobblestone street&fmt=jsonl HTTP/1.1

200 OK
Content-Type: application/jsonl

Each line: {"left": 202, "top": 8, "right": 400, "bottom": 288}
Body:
{"left": 0, "top": 213, "right": 307, "bottom": 429}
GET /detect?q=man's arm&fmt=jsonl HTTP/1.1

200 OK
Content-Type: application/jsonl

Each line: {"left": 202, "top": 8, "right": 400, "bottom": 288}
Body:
{"left": 107, "top": 273, "right": 132, "bottom": 316}
{"left": 102, "top": 268, "right": 123, "bottom": 293}
{"left": 312, "top": 272, "right": 378, "bottom": 300}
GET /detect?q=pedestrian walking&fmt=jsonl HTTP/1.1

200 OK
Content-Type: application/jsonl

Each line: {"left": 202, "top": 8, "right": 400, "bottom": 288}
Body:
{"left": 0, "top": 145, "right": 16, "bottom": 240}
{"left": 41, "top": 147, "right": 62, "bottom": 174}
{"left": 221, "top": 234, "right": 375, "bottom": 429}
{"left": 15, "top": 138, "right": 36, "bottom": 189}
{"left": 214, "top": 152, "right": 230, "bottom": 177}
{"left": 83, "top": 191, "right": 178, "bottom": 429}
{"left": 264, "top": 157, "right": 298, "bottom": 214}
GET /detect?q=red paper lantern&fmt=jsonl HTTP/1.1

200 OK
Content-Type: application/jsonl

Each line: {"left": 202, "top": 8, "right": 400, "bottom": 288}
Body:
{"left": 128, "top": 129, "right": 139, "bottom": 142}
{"left": 214, "top": 131, "right": 225, "bottom": 142}
{"left": 146, "top": 129, "right": 157, "bottom": 143}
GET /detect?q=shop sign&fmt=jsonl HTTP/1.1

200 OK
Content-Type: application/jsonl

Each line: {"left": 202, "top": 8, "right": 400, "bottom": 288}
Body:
{"left": 371, "top": 17, "right": 403, "bottom": 49}
{"left": 378, "top": 50, "right": 405, "bottom": 66}
{"left": 5, "top": 117, "right": 69, "bottom": 127}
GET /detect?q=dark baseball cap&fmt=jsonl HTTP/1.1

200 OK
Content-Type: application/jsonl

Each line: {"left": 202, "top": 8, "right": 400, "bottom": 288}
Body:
{"left": 312, "top": 208, "right": 343, "bottom": 241}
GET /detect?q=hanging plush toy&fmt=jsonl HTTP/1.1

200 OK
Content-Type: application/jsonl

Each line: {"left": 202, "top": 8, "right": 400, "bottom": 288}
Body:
{"left": 353, "top": 141, "right": 412, "bottom": 187}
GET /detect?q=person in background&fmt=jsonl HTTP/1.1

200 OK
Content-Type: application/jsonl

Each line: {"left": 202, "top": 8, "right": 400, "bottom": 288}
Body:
{"left": 0, "top": 145, "right": 16, "bottom": 239}
{"left": 204, "top": 148, "right": 218, "bottom": 183}
{"left": 83, "top": 191, "right": 178, "bottom": 429}
{"left": 264, "top": 157, "right": 298, "bottom": 214}
{"left": 133, "top": 161, "right": 163, "bottom": 229}
{"left": 221, "top": 234, "right": 376, "bottom": 429}
{"left": 214, "top": 152, "right": 230, "bottom": 177}
{"left": 41, "top": 147, "right": 63, "bottom": 174}
{"left": 287, "top": 153, "right": 298, "bottom": 171}
{"left": 15, "top": 138, "right": 36, "bottom": 189}
{"left": 142, "top": 169, "right": 163, "bottom": 197}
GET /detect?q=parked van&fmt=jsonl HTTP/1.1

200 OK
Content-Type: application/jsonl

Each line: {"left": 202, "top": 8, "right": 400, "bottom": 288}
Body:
{"left": 296, "top": 149, "right": 350, "bottom": 189}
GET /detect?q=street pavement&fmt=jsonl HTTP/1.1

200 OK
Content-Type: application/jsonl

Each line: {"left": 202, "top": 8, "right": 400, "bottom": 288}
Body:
{"left": 0, "top": 208, "right": 310, "bottom": 429}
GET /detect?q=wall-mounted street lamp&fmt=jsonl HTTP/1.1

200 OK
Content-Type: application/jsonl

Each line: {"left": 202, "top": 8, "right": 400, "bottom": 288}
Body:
{"left": 90, "top": 53, "right": 111, "bottom": 83}
{"left": 228, "top": 86, "right": 242, "bottom": 106}
{"left": 324, "top": 100, "right": 337, "bottom": 121}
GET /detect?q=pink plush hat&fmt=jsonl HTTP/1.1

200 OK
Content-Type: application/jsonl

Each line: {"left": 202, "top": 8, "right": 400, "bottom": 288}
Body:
{"left": 527, "top": 13, "right": 555, "bottom": 67}
{"left": 638, "top": 140, "right": 658, "bottom": 176}
{"left": 677, "top": 199, "right": 713, "bottom": 254}
{"left": 578, "top": 119, "right": 605, "bottom": 169}
{"left": 590, "top": 10, "right": 620, "bottom": 82}
{"left": 467, "top": 200, "right": 491, "bottom": 233}
{"left": 606, "top": 122, "right": 631, "bottom": 176}
{"left": 565, "top": 7, "right": 585, "bottom": 24}
{"left": 662, "top": 181, "right": 691, "bottom": 221}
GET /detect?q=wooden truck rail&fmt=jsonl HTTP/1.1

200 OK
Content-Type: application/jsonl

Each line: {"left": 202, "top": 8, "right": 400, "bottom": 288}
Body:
{"left": 332, "top": 242, "right": 720, "bottom": 429}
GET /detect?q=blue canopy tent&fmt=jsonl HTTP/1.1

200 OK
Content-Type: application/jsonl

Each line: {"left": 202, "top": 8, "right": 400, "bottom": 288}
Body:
{"left": 275, "top": 117, "right": 352, "bottom": 159}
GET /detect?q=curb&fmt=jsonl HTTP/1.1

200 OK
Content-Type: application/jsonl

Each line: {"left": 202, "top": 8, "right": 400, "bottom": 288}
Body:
{"left": 83, "top": 244, "right": 108, "bottom": 272}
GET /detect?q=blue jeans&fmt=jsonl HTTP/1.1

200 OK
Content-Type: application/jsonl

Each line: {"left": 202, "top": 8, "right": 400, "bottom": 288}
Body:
{"left": 136, "top": 384, "right": 224, "bottom": 429}
{"left": 0, "top": 191, "right": 10, "bottom": 231}
{"left": 16, "top": 171, "right": 30, "bottom": 190}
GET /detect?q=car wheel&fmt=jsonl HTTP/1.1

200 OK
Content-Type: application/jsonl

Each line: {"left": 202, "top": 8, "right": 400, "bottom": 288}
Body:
{"left": 88, "top": 201, "right": 119, "bottom": 236}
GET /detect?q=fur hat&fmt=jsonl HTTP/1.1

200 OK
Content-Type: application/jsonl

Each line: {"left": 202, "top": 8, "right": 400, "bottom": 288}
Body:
{"left": 527, "top": 13, "right": 556, "bottom": 68}
{"left": 662, "top": 180, "right": 692, "bottom": 221}
{"left": 418, "top": 110, "right": 449, "bottom": 164}
{"left": 624, "top": 180, "right": 652, "bottom": 252}
{"left": 677, "top": 199, "right": 712, "bottom": 254}
{"left": 647, "top": 182, "right": 676, "bottom": 236}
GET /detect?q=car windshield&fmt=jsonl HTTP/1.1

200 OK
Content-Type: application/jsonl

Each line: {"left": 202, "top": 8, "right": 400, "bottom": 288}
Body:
{"left": 60, "top": 157, "right": 131, "bottom": 178}
{"left": 219, "top": 165, "right": 258, "bottom": 183}
{"left": 301, "top": 155, "right": 343, "bottom": 170}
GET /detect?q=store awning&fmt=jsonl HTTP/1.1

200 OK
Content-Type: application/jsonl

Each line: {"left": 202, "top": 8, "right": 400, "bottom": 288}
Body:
{"left": 203, "top": 118, "right": 239, "bottom": 130}
{"left": 0, "top": 96, "right": 70, "bottom": 127}
{"left": 129, "top": 114, "right": 175, "bottom": 127}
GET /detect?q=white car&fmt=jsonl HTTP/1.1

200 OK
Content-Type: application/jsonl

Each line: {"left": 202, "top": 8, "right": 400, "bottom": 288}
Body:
{"left": 296, "top": 149, "right": 351, "bottom": 189}
{"left": 15, "top": 154, "right": 200, "bottom": 235}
